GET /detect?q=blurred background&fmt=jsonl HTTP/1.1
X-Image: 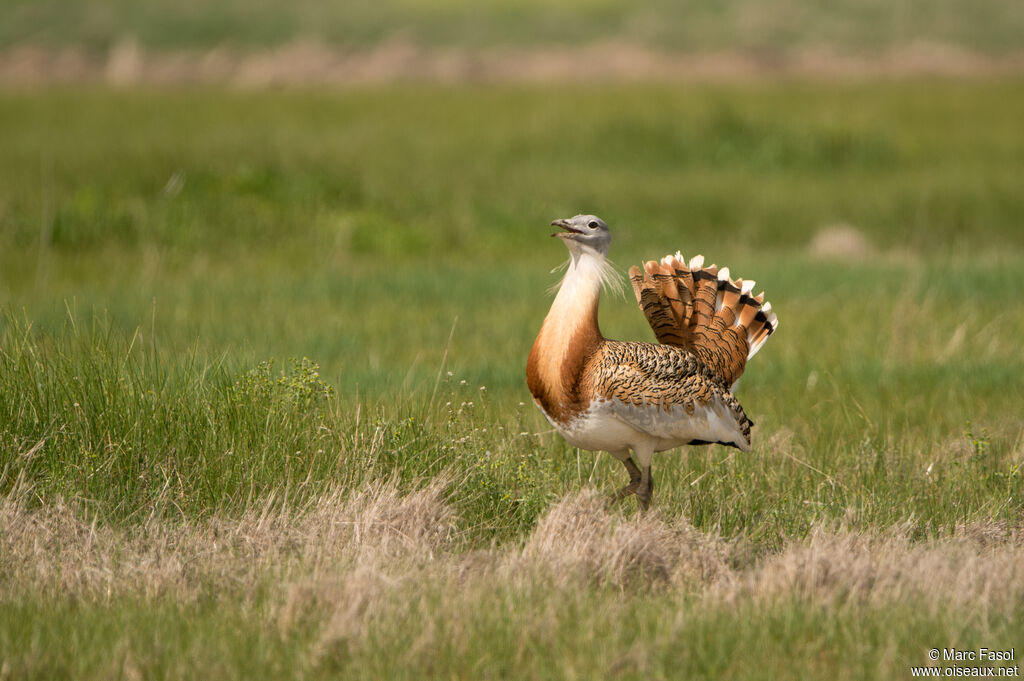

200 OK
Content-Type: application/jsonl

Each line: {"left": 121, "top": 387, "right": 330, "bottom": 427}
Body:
{"left": 4, "top": 0, "right": 1024, "bottom": 60}
{"left": 1, "top": 0, "right": 1023, "bottom": 404}
{"left": 3, "top": 0, "right": 1024, "bottom": 84}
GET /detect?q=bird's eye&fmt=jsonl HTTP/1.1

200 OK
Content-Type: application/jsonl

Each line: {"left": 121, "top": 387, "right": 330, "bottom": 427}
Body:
{"left": 588, "top": 221, "right": 599, "bottom": 229}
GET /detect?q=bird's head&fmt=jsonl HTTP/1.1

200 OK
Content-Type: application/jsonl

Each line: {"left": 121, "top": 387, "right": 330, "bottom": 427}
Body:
{"left": 550, "top": 214, "right": 611, "bottom": 258}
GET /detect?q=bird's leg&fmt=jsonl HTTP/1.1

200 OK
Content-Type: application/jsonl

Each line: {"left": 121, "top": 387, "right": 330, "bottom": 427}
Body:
{"left": 607, "top": 451, "right": 641, "bottom": 505}
{"left": 636, "top": 465, "right": 654, "bottom": 512}
{"left": 611, "top": 456, "right": 642, "bottom": 502}
{"left": 634, "top": 447, "right": 655, "bottom": 512}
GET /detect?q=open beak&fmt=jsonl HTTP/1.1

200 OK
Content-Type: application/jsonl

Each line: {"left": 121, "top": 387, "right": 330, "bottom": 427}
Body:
{"left": 550, "top": 218, "right": 582, "bottom": 238}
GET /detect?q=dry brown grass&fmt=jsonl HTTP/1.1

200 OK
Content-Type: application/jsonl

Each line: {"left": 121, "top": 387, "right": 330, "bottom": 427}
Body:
{"left": 729, "top": 522, "right": 1024, "bottom": 614}
{"left": 3, "top": 484, "right": 1021, "bottom": 635}
{"left": 518, "top": 491, "right": 735, "bottom": 589}
{"left": 3, "top": 41, "right": 1024, "bottom": 86}
{"left": 0, "top": 477, "right": 455, "bottom": 601}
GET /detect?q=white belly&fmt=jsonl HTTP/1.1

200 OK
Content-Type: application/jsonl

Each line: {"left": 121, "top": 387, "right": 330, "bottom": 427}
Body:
{"left": 536, "top": 396, "right": 749, "bottom": 454}
{"left": 560, "top": 408, "right": 650, "bottom": 453}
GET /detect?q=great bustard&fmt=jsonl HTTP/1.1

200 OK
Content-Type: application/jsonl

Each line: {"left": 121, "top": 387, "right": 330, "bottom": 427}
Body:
{"left": 526, "top": 215, "right": 778, "bottom": 510}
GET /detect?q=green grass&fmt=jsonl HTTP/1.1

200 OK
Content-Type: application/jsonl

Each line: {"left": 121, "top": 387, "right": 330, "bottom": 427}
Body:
{"left": 4, "top": 0, "right": 1024, "bottom": 54}
{"left": 4, "top": 594, "right": 1019, "bottom": 681}
{"left": 1, "top": 82, "right": 1023, "bottom": 679}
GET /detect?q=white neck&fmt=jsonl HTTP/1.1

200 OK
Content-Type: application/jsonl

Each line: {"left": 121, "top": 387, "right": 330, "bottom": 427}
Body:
{"left": 550, "top": 248, "right": 606, "bottom": 319}
{"left": 537, "top": 247, "right": 618, "bottom": 353}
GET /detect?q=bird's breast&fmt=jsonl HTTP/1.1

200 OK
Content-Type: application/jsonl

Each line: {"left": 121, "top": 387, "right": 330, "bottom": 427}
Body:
{"left": 526, "top": 316, "right": 602, "bottom": 426}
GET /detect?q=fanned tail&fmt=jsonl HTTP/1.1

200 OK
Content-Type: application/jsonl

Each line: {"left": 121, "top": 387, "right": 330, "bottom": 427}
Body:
{"left": 629, "top": 252, "right": 778, "bottom": 387}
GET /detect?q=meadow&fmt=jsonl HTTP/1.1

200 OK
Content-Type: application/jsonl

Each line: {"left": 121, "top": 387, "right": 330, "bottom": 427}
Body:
{"left": 1, "top": 82, "right": 1023, "bottom": 679}
{"left": 5, "top": 0, "right": 1024, "bottom": 54}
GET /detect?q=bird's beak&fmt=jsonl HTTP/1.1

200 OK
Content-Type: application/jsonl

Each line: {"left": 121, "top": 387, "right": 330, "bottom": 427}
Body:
{"left": 550, "top": 218, "right": 581, "bottom": 238}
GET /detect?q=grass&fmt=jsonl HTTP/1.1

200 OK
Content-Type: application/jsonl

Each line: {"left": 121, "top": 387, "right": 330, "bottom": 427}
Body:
{"left": 4, "top": 0, "right": 1024, "bottom": 54}
{"left": 1, "top": 81, "right": 1023, "bottom": 679}
{"left": 3, "top": 486, "right": 1022, "bottom": 680}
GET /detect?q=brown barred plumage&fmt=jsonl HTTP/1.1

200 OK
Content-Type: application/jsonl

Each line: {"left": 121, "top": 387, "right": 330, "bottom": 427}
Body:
{"left": 628, "top": 253, "right": 777, "bottom": 388}
{"left": 526, "top": 215, "right": 777, "bottom": 510}
{"left": 581, "top": 340, "right": 754, "bottom": 446}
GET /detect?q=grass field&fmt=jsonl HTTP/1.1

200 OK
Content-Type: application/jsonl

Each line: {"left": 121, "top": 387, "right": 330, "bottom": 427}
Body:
{"left": 2, "top": 82, "right": 1023, "bottom": 679}
{"left": 6, "top": 0, "right": 1024, "bottom": 54}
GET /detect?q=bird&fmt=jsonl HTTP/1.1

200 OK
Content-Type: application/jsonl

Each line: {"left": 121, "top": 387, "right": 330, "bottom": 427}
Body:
{"left": 526, "top": 214, "right": 778, "bottom": 510}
